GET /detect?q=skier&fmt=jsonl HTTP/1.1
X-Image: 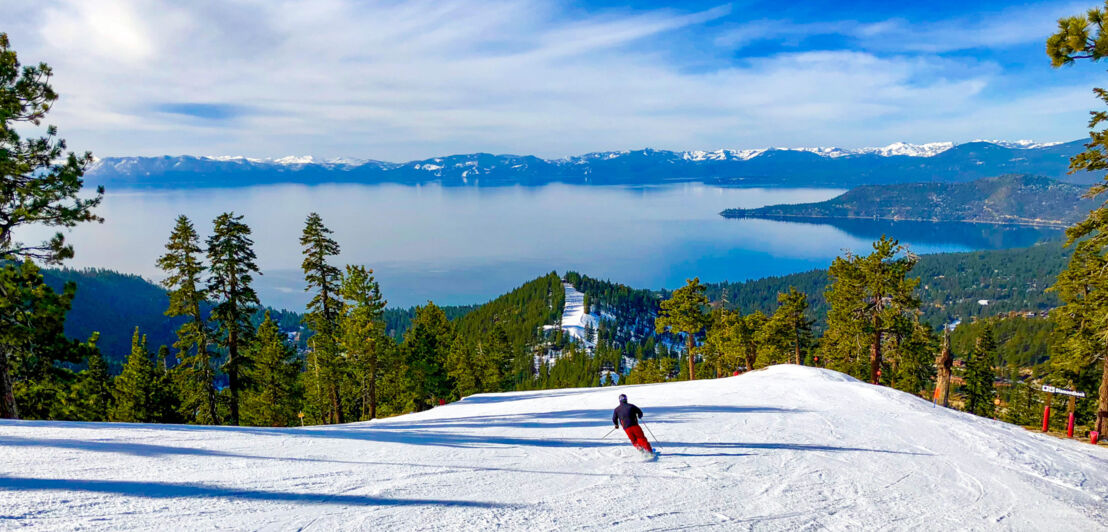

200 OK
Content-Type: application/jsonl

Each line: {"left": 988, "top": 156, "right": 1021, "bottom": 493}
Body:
{"left": 612, "top": 393, "right": 653, "bottom": 453}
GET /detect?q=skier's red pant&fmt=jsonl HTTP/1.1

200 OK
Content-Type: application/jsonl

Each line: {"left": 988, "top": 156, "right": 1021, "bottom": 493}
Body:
{"left": 623, "top": 425, "right": 653, "bottom": 452}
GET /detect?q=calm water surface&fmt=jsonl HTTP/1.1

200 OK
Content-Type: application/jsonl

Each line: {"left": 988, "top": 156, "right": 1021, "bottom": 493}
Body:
{"left": 23, "top": 183, "right": 1059, "bottom": 309}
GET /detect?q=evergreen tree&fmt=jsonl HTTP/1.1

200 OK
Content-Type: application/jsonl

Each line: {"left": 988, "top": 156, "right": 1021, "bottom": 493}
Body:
{"left": 738, "top": 311, "right": 767, "bottom": 371}
{"left": 1047, "top": 8, "right": 1108, "bottom": 435}
{"left": 964, "top": 324, "right": 997, "bottom": 418}
{"left": 447, "top": 323, "right": 512, "bottom": 398}
{"left": 206, "top": 212, "right": 260, "bottom": 426}
{"left": 760, "top": 288, "right": 814, "bottom": 366}
{"left": 157, "top": 215, "right": 218, "bottom": 424}
{"left": 655, "top": 278, "right": 709, "bottom": 380}
{"left": 824, "top": 237, "right": 920, "bottom": 384}
{"left": 339, "top": 265, "right": 387, "bottom": 420}
{"left": 404, "top": 302, "right": 454, "bottom": 410}
{"left": 1, "top": 261, "right": 93, "bottom": 420}
{"left": 150, "top": 345, "right": 180, "bottom": 423}
{"left": 300, "top": 212, "right": 344, "bottom": 424}
{"left": 0, "top": 33, "right": 103, "bottom": 419}
{"left": 889, "top": 322, "right": 936, "bottom": 396}
{"left": 625, "top": 356, "right": 677, "bottom": 384}
{"left": 111, "top": 328, "right": 156, "bottom": 423}
{"left": 76, "top": 350, "right": 113, "bottom": 421}
{"left": 703, "top": 308, "right": 739, "bottom": 377}
{"left": 242, "top": 312, "right": 301, "bottom": 427}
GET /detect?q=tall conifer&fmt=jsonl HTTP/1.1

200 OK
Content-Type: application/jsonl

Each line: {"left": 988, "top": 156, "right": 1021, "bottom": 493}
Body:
{"left": 300, "top": 213, "right": 344, "bottom": 424}
{"left": 655, "top": 278, "right": 710, "bottom": 380}
{"left": 404, "top": 302, "right": 454, "bottom": 410}
{"left": 243, "top": 312, "right": 301, "bottom": 427}
{"left": 0, "top": 34, "right": 103, "bottom": 419}
{"left": 77, "top": 351, "right": 113, "bottom": 421}
{"left": 157, "top": 215, "right": 218, "bottom": 424}
{"left": 206, "top": 212, "right": 260, "bottom": 426}
{"left": 339, "top": 265, "right": 387, "bottom": 420}
{"left": 824, "top": 237, "right": 920, "bottom": 384}
{"left": 761, "top": 288, "right": 814, "bottom": 366}
{"left": 1047, "top": 8, "right": 1108, "bottom": 435}
{"left": 111, "top": 328, "right": 155, "bottom": 423}
{"left": 964, "top": 324, "right": 997, "bottom": 418}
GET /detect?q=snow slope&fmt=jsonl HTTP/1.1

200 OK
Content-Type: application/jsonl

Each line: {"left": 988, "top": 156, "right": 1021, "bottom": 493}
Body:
{"left": 2, "top": 366, "right": 1106, "bottom": 530}
{"left": 552, "top": 282, "right": 598, "bottom": 347}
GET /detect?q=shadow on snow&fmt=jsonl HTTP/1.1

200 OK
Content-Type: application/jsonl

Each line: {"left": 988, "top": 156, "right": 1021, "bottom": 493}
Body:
{"left": 0, "top": 476, "right": 520, "bottom": 510}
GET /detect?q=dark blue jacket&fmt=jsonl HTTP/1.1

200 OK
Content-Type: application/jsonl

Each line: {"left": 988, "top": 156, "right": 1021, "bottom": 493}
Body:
{"left": 613, "top": 402, "right": 643, "bottom": 428}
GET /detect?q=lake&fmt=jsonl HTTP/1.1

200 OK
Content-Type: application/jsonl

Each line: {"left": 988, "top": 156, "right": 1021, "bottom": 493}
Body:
{"left": 22, "top": 183, "right": 1061, "bottom": 309}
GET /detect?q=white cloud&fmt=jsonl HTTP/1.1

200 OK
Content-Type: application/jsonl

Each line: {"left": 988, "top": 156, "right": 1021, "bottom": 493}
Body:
{"left": 0, "top": 0, "right": 1094, "bottom": 160}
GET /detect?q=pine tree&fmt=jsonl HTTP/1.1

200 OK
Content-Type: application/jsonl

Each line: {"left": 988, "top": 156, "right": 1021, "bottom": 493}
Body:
{"left": 655, "top": 278, "right": 709, "bottom": 380}
{"left": 1046, "top": 2, "right": 1108, "bottom": 437}
{"left": 824, "top": 237, "right": 920, "bottom": 384}
{"left": 77, "top": 350, "right": 113, "bottom": 421}
{"left": 111, "top": 328, "right": 156, "bottom": 423}
{"left": 206, "top": 212, "right": 260, "bottom": 426}
{"left": 300, "top": 212, "right": 344, "bottom": 424}
{"left": 738, "top": 311, "right": 767, "bottom": 371}
{"left": 760, "top": 288, "right": 814, "bottom": 366}
{"left": 703, "top": 308, "right": 738, "bottom": 378}
{"left": 157, "top": 215, "right": 218, "bottom": 424}
{"left": 1, "top": 261, "right": 91, "bottom": 420}
{"left": 890, "top": 322, "right": 936, "bottom": 396}
{"left": 404, "top": 302, "right": 454, "bottom": 411}
{"left": 339, "top": 265, "right": 387, "bottom": 420}
{"left": 150, "top": 345, "right": 180, "bottom": 423}
{"left": 242, "top": 312, "right": 301, "bottom": 427}
{"left": 0, "top": 34, "right": 103, "bottom": 419}
{"left": 964, "top": 324, "right": 997, "bottom": 418}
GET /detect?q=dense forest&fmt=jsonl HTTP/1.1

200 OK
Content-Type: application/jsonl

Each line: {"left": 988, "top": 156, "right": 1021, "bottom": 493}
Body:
{"left": 704, "top": 240, "right": 1069, "bottom": 331}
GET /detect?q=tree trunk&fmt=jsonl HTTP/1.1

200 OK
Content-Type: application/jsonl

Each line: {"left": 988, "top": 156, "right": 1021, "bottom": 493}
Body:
{"left": 794, "top": 327, "right": 802, "bottom": 366}
{"left": 205, "top": 360, "right": 218, "bottom": 425}
{"left": 745, "top": 344, "right": 757, "bottom": 373}
{"left": 369, "top": 356, "right": 377, "bottom": 420}
{"left": 870, "top": 327, "right": 883, "bottom": 385}
{"left": 687, "top": 335, "right": 695, "bottom": 381}
{"left": 1098, "top": 350, "right": 1108, "bottom": 435}
{"left": 228, "top": 327, "right": 240, "bottom": 426}
{"left": 330, "top": 381, "right": 343, "bottom": 424}
{"left": 935, "top": 330, "right": 953, "bottom": 407}
{"left": 0, "top": 345, "right": 18, "bottom": 420}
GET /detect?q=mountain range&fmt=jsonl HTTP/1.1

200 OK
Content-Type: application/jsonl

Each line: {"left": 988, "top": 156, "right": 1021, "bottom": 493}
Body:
{"left": 86, "top": 140, "right": 1093, "bottom": 189}
{"left": 721, "top": 174, "right": 1098, "bottom": 228}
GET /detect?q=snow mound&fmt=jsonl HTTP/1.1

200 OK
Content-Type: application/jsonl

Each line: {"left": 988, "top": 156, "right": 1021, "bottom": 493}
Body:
{"left": 2, "top": 366, "right": 1106, "bottom": 530}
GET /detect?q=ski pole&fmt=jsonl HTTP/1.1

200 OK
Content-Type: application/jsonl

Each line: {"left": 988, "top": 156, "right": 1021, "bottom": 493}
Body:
{"left": 641, "top": 422, "right": 659, "bottom": 447}
{"left": 601, "top": 427, "right": 617, "bottom": 439}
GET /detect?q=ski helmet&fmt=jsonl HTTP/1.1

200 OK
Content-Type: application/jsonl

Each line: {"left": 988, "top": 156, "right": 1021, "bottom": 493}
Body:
{"left": 618, "top": 394, "right": 627, "bottom": 403}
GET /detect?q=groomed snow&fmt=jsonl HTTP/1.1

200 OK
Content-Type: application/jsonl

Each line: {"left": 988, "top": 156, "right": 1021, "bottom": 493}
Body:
{"left": 2, "top": 365, "right": 1106, "bottom": 530}
{"left": 557, "top": 282, "right": 598, "bottom": 346}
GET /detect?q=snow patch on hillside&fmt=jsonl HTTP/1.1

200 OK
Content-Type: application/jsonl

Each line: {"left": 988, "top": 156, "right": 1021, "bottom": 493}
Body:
{"left": 558, "top": 282, "right": 598, "bottom": 346}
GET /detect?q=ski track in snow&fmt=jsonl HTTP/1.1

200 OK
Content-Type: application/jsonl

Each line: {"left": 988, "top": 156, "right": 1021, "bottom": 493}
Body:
{"left": 1, "top": 365, "right": 1106, "bottom": 530}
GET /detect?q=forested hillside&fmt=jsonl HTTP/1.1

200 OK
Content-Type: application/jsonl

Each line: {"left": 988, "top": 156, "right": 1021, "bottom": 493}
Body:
{"left": 46, "top": 240, "right": 1071, "bottom": 369}
{"left": 42, "top": 268, "right": 475, "bottom": 368}
{"left": 706, "top": 240, "right": 1069, "bottom": 331}
{"left": 722, "top": 175, "right": 1096, "bottom": 227}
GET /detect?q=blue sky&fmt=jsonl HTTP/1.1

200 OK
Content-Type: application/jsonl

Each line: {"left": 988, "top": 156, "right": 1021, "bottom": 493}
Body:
{"left": 1, "top": 0, "right": 1104, "bottom": 160}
